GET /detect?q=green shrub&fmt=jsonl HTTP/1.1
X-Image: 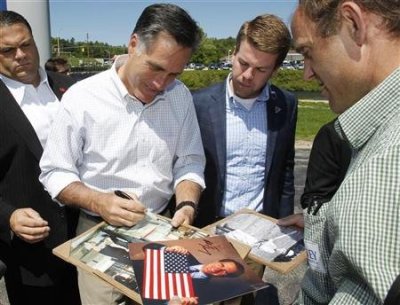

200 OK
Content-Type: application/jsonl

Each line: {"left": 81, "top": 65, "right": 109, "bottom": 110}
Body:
{"left": 179, "top": 70, "right": 229, "bottom": 91}
{"left": 272, "top": 70, "right": 321, "bottom": 92}
{"left": 179, "top": 70, "right": 332, "bottom": 141}
{"left": 179, "top": 69, "right": 321, "bottom": 93}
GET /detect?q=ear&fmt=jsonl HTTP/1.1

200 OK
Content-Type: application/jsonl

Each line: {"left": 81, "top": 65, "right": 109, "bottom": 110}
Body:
{"left": 340, "top": 2, "right": 366, "bottom": 46}
{"left": 127, "top": 33, "right": 139, "bottom": 53}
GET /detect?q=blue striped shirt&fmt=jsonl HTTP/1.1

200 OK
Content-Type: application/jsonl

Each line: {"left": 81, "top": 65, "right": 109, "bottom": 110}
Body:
{"left": 220, "top": 77, "right": 269, "bottom": 217}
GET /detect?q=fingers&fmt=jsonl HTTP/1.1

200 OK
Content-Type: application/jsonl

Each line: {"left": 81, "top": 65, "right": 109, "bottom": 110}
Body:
{"left": 169, "top": 296, "right": 198, "bottom": 305}
{"left": 166, "top": 245, "right": 188, "bottom": 255}
{"left": 98, "top": 192, "right": 146, "bottom": 227}
{"left": 168, "top": 296, "right": 182, "bottom": 305}
{"left": 121, "top": 195, "right": 146, "bottom": 214}
{"left": 171, "top": 206, "right": 195, "bottom": 228}
{"left": 277, "top": 213, "right": 304, "bottom": 228}
{"left": 10, "top": 208, "right": 50, "bottom": 243}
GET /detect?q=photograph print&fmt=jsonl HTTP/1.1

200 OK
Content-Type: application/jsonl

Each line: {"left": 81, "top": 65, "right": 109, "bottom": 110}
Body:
{"left": 129, "top": 235, "right": 268, "bottom": 305}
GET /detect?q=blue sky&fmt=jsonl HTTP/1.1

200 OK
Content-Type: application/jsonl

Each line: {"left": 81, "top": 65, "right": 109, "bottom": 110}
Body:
{"left": 49, "top": 1, "right": 298, "bottom": 46}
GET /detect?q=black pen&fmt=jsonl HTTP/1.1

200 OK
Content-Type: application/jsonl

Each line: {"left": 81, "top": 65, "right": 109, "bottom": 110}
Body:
{"left": 114, "top": 190, "right": 134, "bottom": 200}
{"left": 114, "top": 190, "right": 148, "bottom": 215}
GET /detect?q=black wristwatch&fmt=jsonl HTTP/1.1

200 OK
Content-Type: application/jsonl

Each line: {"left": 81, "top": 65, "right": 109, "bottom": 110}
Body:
{"left": 175, "top": 201, "right": 197, "bottom": 216}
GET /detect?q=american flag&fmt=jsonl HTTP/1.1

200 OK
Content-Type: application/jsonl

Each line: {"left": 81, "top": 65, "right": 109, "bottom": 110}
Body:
{"left": 142, "top": 248, "right": 196, "bottom": 300}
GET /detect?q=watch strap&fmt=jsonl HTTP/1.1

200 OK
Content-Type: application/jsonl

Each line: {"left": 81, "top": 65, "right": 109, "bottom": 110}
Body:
{"left": 175, "top": 201, "right": 197, "bottom": 216}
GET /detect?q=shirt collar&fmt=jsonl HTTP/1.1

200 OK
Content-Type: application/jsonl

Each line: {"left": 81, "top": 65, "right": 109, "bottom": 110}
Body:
{"left": 338, "top": 67, "right": 400, "bottom": 151}
{"left": 111, "top": 54, "right": 169, "bottom": 106}
{"left": 0, "top": 67, "right": 50, "bottom": 106}
{"left": 110, "top": 54, "right": 131, "bottom": 102}
{"left": 226, "top": 73, "right": 270, "bottom": 104}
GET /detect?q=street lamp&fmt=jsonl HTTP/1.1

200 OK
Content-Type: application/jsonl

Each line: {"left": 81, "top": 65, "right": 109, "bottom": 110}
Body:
{"left": 227, "top": 49, "right": 231, "bottom": 62}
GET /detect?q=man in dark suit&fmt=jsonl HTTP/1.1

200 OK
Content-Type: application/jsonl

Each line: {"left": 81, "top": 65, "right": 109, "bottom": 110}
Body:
{"left": 0, "top": 11, "right": 80, "bottom": 305}
{"left": 192, "top": 14, "right": 297, "bottom": 305}
{"left": 193, "top": 14, "right": 297, "bottom": 228}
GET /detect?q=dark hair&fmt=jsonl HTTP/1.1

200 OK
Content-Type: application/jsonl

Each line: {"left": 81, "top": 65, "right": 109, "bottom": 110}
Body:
{"left": 235, "top": 14, "right": 291, "bottom": 69}
{"left": 298, "top": 0, "right": 400, "bottom": 38}
{"left": 218, "top": 259, "right": 245, "bottom": 278}
{"left": 132, "top": 3, "right": 201, "bottom": 52}
{"left": 0, "top": 10, "right": 32, "bottom": 34}
{"left": 45, "top": 57, "right": 70, "bottom": 74}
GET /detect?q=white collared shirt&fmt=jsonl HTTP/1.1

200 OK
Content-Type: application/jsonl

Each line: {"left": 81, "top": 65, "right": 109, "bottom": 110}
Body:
{"left": 0, "top": 68, "right": 60, "bottom": 148}
{"left": 39, "top": 55, "right": 205, "bottom": 214}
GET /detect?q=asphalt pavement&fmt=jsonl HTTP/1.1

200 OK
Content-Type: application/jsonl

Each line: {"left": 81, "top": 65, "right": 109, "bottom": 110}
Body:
{"left": 0, "top": 143, "right": 312, "bottom": 305}
{"left": 264, "top": 145, "right": 311, "bottom": 305}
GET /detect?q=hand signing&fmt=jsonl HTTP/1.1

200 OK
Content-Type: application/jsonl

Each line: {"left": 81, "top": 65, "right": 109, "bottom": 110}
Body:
{"left": 96, "top": 191, "right": 146, "bottom": 227}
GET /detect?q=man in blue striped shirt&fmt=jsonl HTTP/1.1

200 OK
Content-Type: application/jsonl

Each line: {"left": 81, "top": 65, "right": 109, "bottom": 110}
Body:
{"left": 193, "top": 14, "right": 298, "bottom": 305}
{"left": 193, "top": 14, "right": 297, "bottom": 231}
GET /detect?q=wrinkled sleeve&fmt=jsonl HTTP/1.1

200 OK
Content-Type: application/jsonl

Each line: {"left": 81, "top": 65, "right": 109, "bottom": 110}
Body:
{"left": 172, "top": 93, "right": 205, "bottom": 190}
{"left": 39, "top": 93, "right": 83, "bottom": 200}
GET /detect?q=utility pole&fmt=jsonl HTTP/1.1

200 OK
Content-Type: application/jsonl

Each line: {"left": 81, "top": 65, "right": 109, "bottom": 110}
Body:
{"left": 57, "top": 36, "right": 60, "bottom": 56}
{"left": 86, "top": 32, "right": 90, "bottom": 58}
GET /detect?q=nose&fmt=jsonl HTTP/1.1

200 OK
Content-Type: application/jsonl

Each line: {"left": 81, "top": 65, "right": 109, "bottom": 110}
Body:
{"left": 303, "top": 60, "right": 315, "bottom": 81}
{"left": 242, "top": 67, "right": 255, "bottom": 80}
{"left": 15, "top": 48, "right": 26, "bottom": 60}
{"left": 152, "top": 73, "right": 171, "bottom": 91}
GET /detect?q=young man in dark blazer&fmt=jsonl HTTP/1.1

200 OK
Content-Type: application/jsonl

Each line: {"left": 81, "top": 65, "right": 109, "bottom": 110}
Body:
{"left": 193, "top": 14, "right": 297, "bottom": 228}
{"left": 0, "top": 11, "right": 80, "bottom": 305}
{"left": 192, "top": 14, "right": 297, "bottom": 305}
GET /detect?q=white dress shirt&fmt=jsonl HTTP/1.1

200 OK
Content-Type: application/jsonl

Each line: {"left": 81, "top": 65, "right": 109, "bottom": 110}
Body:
{"left": 39, "top": 55, "right": 205, "bottom": 214}
{"left": 0, "top": 68, "right": 60, "bottom": 148}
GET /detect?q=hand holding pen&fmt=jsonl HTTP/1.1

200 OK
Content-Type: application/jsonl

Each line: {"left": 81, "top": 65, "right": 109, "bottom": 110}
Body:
{"left": 94, "top": 189, "right": 146, "bottom": 227}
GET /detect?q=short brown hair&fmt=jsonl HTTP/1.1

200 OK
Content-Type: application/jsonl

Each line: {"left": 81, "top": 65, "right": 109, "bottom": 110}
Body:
{"left": 298, "top": 0, "right": 400, "bottom": 38}
{"left": 45, "top": 57, "right": 70, "bottom": 74}
{"left": 234, "top": 14, "right": 291, "bottom": 69}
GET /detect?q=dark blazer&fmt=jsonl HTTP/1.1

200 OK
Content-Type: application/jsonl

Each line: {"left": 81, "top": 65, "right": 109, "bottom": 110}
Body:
{"left": 193, "top": 82, "right": 297, "bottom": 227}
{"left": 0, "top": 72, "right": 78, "bottom": 289}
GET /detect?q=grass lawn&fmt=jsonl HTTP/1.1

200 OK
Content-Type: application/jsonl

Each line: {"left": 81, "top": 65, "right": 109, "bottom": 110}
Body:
{"left": 296, "top": 100, "right": 337, "bottom": 141}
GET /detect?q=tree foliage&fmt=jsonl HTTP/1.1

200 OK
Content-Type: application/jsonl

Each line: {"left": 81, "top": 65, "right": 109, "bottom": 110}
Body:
{"left": 50, "top": 32, "right": 236, "bottom": 66}
{"left": 50, "top": 37, "right": 127, "bottom": 60}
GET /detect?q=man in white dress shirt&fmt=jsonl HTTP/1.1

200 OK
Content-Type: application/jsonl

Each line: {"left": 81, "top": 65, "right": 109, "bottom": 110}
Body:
{"left": 39, "top": 3, "right": 205, "bottom": 305}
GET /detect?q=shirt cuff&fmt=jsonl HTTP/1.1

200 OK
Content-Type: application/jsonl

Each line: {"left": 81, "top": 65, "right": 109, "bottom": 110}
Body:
{"left": 41, "top": 171, "right": 81, "bottom": 200}
{"left": 174, "top": 172, "right": 205, "bottom": 190}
